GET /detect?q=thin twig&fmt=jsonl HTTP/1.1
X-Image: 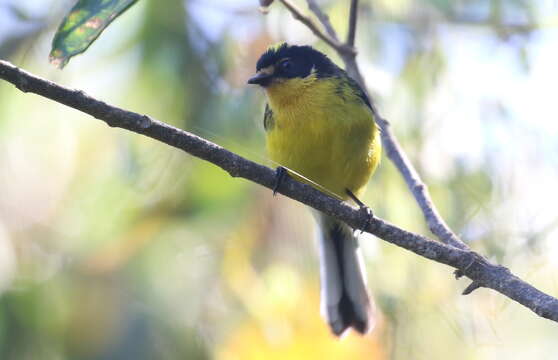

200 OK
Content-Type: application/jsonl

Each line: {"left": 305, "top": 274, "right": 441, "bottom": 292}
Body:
{"left": 278, "top": 0, "right": 467, "bottom": 250}
{"left": 306, "top": 0, "right": 339, "bottom": 41}
{"left": 1, "top": 59, "right": 557, "bottom": 323}
{"left": 278, "top": 0, "right": 355, "bottom": 55}
{"left": 347, "top": 0, "right": 358, "bottom": 47}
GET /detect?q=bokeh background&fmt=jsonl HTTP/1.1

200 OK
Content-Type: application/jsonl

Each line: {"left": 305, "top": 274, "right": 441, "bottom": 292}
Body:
{"left": 1, "top": 0, "right": 558, "bottom": 358}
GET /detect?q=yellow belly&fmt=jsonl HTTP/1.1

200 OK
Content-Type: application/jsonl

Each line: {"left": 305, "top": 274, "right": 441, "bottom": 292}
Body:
{"left": 265, "top": 78, "right": 381, "bottom": 200}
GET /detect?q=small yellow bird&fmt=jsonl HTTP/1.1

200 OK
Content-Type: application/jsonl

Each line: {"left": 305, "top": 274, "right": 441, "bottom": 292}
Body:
{"left": 248, "top": 43, "right": 381, "bottom": 336}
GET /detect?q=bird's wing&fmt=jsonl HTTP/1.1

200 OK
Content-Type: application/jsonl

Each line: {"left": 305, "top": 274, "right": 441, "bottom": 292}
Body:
{"left": 345, "top": 75, "right": 373, "bottom": 111}
{"left": 343, "top": 74, "right": 382, "bottom": 133}
{"left": 263, "top": 103, "right": 274, "bottom": 131}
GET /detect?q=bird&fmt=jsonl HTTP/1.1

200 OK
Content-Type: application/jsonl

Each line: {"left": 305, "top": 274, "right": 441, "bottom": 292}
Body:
{"left": 248, "top": 43, "right": 381, "bottom": 336}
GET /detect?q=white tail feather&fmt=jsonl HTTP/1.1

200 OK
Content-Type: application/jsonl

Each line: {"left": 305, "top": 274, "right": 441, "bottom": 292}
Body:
{"left": 316, "top": 213, "right": 375, "bottom": 336}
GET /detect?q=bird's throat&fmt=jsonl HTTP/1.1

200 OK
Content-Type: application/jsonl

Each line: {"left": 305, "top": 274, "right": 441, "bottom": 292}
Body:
{"left": 265, "top": 75, "right": 318, "bottom": 109}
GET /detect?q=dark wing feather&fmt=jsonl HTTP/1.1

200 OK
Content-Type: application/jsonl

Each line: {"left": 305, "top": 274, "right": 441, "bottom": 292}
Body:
{"left": 263, "top": 103, "right": 274, "bottom": 131}
{"left": 344, "top": 75, "right": 373, "bottom": 111}
{"left": 341, "top": 73, "right": 382, "bottom": 134}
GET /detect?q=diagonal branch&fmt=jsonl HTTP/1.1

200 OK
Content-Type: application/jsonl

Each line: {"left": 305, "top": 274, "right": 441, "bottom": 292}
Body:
{"left": 377, "top": 116, "right": 467, "bottom": 249}
{"left": 278, "top": 0, "right": 355, "bottom": 56}
{"left": 278, "top": 0, "right": 467, "bottom": 250}
{"left": 1, "top": 59, "right": 557, "bottom": 323}
{"left": 306, "top": 0, "right": 339, "bottom": 41}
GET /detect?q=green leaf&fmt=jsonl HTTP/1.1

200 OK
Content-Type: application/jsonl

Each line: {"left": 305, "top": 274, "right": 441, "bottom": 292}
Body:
{"left": 49, "top": 0, "right": 138, "bottom": 68}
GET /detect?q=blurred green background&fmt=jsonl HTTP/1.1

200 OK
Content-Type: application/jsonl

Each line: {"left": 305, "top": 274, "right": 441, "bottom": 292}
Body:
{"left": 1, "top": 0, "right": 558, "bottom": 358}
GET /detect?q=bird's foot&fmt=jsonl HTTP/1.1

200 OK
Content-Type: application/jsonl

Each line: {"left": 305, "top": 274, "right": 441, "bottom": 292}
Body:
{"left": 346, "top": 189, "right": 374, "bottom": 233}
{"left": 273, "top": 166, "right": 289, "bottom": 196}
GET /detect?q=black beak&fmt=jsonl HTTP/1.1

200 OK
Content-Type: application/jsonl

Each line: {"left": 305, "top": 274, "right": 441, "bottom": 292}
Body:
{"left": 247, "top": 72, "right": 273, "bottom": 86}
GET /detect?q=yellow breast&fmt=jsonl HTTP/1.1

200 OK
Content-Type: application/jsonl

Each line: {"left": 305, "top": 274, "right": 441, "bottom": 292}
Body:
{"left": 264, "top": 76, "right": 381, "bottom": 200}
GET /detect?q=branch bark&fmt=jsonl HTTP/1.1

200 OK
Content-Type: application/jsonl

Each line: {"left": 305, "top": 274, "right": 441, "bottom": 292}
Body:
{"left": 1, "top": 59, "right": 558, "bottom": 323}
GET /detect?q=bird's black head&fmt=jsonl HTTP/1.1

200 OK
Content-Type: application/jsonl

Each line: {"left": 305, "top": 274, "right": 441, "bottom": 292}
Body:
{"left": 248, "top": 43, "right": 338, "bottom": 87}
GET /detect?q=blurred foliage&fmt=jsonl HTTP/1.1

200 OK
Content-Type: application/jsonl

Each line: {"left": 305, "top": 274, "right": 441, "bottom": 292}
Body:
{"left": 1, "top": 0, "right": 558, "bottom": 359}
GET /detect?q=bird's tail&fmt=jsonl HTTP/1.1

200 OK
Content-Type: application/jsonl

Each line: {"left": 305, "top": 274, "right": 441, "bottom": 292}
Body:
{"left": 316, "top": 214, "right": 375, "bottom": 336}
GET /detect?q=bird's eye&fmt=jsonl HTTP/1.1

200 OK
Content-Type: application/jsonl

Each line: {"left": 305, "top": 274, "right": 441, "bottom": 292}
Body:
{"left": 280, "top": 60, "right": 292, "bottom": 71}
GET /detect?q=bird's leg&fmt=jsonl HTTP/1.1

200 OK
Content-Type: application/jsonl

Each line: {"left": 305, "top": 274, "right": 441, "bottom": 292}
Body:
{"left": 273, "top": 166, "right": 289, "bottom": 196}
{"left": 345, "top": 189, "right": 374, "bottom": 233}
